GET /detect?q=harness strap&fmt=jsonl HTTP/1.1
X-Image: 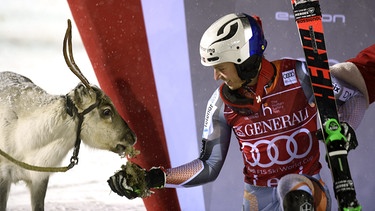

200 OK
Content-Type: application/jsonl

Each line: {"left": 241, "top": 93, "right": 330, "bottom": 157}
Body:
{"left": 0, "top": 94, "right": 99, "bottom": 172}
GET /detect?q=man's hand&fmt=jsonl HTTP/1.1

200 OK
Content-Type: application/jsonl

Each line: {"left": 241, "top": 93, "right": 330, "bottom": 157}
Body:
{"left": 340, "top": 122, "right": 358, "bottom": 151}
{"left": 107, "top": 161, "right": 165, "bottom": 199}
{"left": 107, "top": 168, "right": 143, "bottom": 199}
{"left": 316, "top": 121, "right": 358, "bottom": 151}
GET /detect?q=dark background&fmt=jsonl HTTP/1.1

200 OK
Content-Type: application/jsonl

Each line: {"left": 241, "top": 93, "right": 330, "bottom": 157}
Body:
{"left": 184, "top": 0, "right": 375, "bottom": 210}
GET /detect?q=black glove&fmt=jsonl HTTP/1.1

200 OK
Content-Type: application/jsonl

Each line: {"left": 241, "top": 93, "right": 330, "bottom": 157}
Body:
{"left": 107, "top": 161, "right": 165, "bottom": 199}
{"left": 316, "top": 121, "right": 358, "bottom": 151}
{"left": 340, "top": 122, "right": 358, "bottom": 151}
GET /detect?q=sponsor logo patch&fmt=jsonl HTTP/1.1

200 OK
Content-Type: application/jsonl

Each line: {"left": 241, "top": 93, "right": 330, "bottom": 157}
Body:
{"left": 282, "top": 69, "right": 297, "bottom": 86}
{"left": 338, "top": 87, "right": 355, "bottom": 102}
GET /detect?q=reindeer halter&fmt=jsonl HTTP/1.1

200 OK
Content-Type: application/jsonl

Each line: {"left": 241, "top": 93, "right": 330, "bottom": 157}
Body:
{"left": 0, "top": 19, "right": 97, "bottom": 172}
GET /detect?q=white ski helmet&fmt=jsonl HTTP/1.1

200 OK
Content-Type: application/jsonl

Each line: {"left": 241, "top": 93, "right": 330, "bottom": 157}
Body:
{"left": 200, "top": 13, "right": 267, "bottom": 80}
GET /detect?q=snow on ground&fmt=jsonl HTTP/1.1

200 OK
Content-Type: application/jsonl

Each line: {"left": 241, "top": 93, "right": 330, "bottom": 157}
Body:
{"left": 7, "top": 146, "right": 145, "bottom": 211}
{"left": 1, "top": 1, "right": 146, "bottom": 210}
{"left": 7, "top": 146, "right": 146, "bottom": 211}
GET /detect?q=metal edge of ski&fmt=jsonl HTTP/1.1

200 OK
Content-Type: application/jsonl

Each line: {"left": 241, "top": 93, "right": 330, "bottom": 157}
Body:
{"left": 290, "top": 0, "right": 361, "bottom": 210}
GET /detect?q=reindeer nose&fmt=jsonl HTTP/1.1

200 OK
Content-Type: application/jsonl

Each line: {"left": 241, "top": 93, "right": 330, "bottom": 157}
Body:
{"left": 126, "top": 130, "right": 137, "bottom": 145}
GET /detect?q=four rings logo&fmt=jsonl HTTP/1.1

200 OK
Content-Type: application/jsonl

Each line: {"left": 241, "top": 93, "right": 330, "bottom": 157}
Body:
{"left": 241, "top": 128, "right": 312, "bottom": 168}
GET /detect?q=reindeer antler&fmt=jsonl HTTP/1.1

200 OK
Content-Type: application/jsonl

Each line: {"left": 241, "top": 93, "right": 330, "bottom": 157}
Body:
{"left": 63, "top": 19, "right": 91, "bottom": 89}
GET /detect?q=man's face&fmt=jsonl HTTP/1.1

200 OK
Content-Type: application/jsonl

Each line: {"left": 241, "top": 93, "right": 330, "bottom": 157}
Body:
{"left": 213, "top": 62, "right": 245, "bottom": 90}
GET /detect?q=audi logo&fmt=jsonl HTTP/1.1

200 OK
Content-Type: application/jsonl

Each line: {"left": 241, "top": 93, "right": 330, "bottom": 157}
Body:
{"left": 241, "top": 128, "right": 313, "bottom": 168}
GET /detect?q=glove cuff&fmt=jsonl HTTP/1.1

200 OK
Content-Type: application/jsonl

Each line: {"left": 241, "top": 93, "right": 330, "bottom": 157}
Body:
{"left": 146, "top": 167, "right": 166, "bottom": 189}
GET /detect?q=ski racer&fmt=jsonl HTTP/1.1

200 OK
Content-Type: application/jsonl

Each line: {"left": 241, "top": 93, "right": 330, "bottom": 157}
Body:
{"left": 108, "top": 13, "right": 371, "bottom": 210}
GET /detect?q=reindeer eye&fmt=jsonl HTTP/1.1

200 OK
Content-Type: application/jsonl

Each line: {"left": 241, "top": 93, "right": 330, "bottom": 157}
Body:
{"left": 102, "top": 108, "right": 113, "bottom": 117}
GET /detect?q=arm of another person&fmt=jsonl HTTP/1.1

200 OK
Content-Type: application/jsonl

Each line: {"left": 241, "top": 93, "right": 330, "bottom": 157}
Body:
{"left": 296, "top": 60, "right": 368, "bottom": 129}
{"left": 332, "top": 44, "right": 375, "bottom": 106}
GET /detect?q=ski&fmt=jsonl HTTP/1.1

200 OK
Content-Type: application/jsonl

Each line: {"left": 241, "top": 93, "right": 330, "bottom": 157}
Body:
{"left": 290, "top": 0, "right": 361, "bottom": 210}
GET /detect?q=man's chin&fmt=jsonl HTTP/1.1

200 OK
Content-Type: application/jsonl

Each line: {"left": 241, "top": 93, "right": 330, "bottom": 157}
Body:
{"left": 226, "top": 84, "right": 241, "bottom": 90}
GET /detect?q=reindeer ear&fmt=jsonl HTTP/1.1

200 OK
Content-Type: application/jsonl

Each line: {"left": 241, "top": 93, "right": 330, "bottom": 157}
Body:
{"left": 72, "top": 83, "right": 97, "bottom": 111}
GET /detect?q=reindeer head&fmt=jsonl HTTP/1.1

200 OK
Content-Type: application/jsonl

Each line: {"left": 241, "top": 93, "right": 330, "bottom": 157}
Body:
{"left": 63, "top": 19, "right": 137, "bottom": 157}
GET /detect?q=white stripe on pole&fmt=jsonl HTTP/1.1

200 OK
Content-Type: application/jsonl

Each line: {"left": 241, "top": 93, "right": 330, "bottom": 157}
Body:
{"left": 141, "top": 0, "right": 204, "bottom": 210}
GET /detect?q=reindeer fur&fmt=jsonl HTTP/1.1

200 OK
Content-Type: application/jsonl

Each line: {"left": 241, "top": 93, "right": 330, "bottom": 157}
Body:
{"left": 0, "top": 71, "right": 136, "bottom": 211}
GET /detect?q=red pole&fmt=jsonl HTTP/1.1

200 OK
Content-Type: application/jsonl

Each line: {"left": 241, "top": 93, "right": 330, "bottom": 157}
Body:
{"left": 66, "top": 1, "right": 180, "bottom": 210}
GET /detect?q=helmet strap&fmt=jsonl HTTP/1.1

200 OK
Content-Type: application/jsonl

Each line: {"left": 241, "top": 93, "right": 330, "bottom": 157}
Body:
{"left": 236, "top": 54, "right": 262, "bottom": 81}
{"left": 220, "top": 58, "right": 276, "bottom": 115}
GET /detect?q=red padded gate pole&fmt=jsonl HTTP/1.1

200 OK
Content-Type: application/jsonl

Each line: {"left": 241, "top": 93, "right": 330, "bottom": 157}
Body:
{"left": 67, "top": 1, "right": 180, "bottom": 210}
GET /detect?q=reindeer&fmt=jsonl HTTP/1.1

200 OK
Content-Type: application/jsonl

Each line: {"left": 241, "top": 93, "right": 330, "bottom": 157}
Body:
{"left": 0, "top": 20, "right": 137, "bottom": 211}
